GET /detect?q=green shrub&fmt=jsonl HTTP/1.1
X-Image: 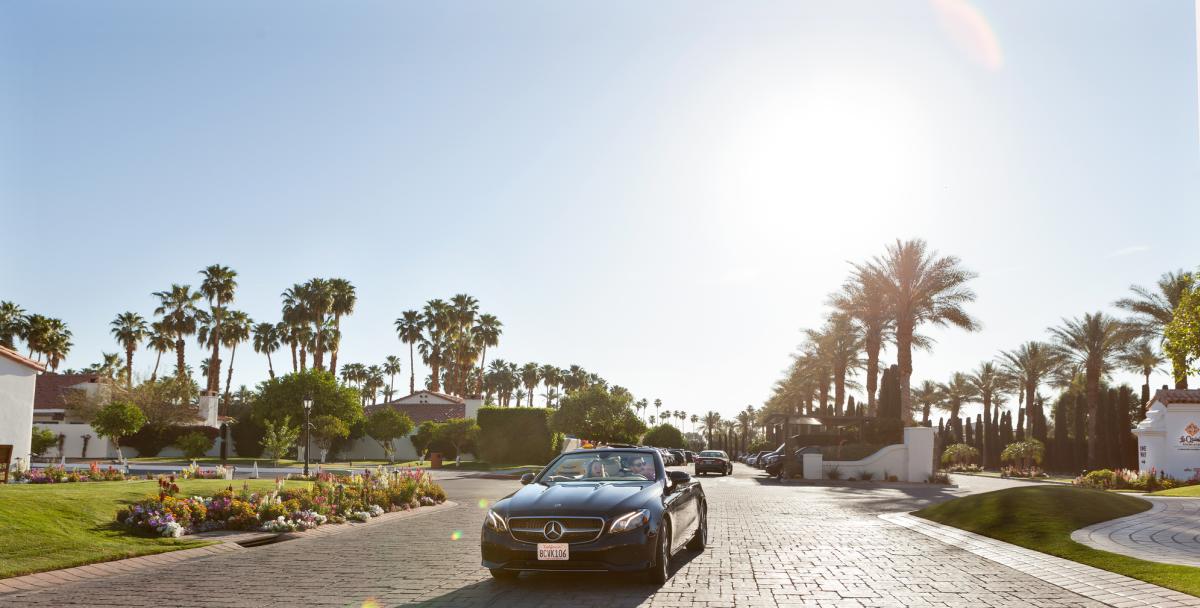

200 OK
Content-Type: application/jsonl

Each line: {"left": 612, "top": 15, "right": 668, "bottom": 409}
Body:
{"left": 31, "top": 426, "right": 57, "bottom": 456}
{"left": 230, "top": 418, "right": 266, "bottom": 457}
{"left": 641, "top": 424, "right": 686, "bottom": 449}
{"left": 175, "top": 431, "right": 215, "bottom": 459}
{"left": 125, "top": 424, "right": 219, "bottom": 457}
{"left": 477, "top": 407, "right": 555, "bottom": 464}
{"left": 1080, "top": 469, "right": 1116, "bottom": 489}
{"left": 941, "top": 443, "right": 980, "bottom": 466}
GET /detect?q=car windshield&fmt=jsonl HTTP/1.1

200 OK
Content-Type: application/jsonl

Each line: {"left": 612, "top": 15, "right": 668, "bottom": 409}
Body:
{"left": 699, "top": 451, "right": 725, "bottom": 458}
{"left": 538, "top": 451, "right": 660, "bottom": 483}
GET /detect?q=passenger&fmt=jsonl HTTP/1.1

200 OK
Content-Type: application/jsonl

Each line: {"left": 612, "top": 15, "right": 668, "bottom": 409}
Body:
{"left": 586, "top": 460, "right": 607, "bottom": 478}
{"left": 630, "top": 457, "right": 656, "bottom": 481}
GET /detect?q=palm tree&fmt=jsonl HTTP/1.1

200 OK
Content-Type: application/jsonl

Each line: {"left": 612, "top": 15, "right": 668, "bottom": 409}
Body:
{"left": 807, "top": 313, "right": 863, "bottom": 416}
{"left": 911, "top": 380, "right": 942, "bottom": 425}
{"left": 520, "top": 362, "right": 540, "bottom": 406}
{"left": 831, "top": 268, "right": 894, "bottom": 416}
{"left": 938, "top": 373, "right": 977, "bottom": 442}
{"left": 1049, "top": 312, "right": 1137, "bottom": 468}
{"left": 86, "top": 352, "right": 125, "bottom": 380}
{"left": 1119, "top": 340, "right": 1165, "bottom": 407}
{"left": 858, "top": 239, "right": 979, "bottom": 422}
{"left": 967, "top": 362, "right": 1007, "bottom": 468}
{"left": 25, "top": 315, "right": 72, "bottom": 371}
{"left": 199, "top": 265, "right": 238, "bottom": 393}
{"left": 419, "top": 299, "right": 451, "bottom": 393}
{"left": 109, "top": 312, "right": 147, "bottom": 387}
{"left": 690, "top": 413, "right": 699, "bottom": 433}
{"left": 383, "top": 355, "right": 403, "bottom": 397}
{"left": 1115, "top": 270, "right": 1195, "bottom": 388}
{"left": 252, "top": 322, "right": 280, "bottom": 379}
{"left": 365, "top": 365, "right": 385, "bottom": 405}
{"left": 473, "top": 313, "right": 503, "bottom": 395}
{"left": 326, "top": 278, "right": 357, "bottom": 377}
{"left": 0, "top": 301, "right": 28, "bottom": 350}
{"left": 654, "top": 399, "right": 663, "bottom": 423}
{"left": 394, "top": 310, "right": 423, "bottom": 394}
{"left": 153, "top": 284, "right": 203, "bottom": 378}
{"left": 538, "top": 364, "right": 560, "bottom": 407}
{"left": 703, "top": 411, "right": 722, "bottom": 448}
{"left": 220, "top": 310, "right": 253, "bottom": 406}
{"left": 999, "top": 341, "right": 1063, "bottom": 444}
{"left": 146, "top": 321, "right": 174, "bottom": 382}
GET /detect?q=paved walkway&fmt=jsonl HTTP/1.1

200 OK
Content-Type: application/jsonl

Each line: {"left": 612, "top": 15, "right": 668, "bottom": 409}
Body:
{"left": 1072, "top": 496, "right": 1200, "bottom": 568}
{"left": 885, "top": 512, "right": 1200, "bottom": 607}
{"left": 2, "top": 466, "right": 1130, "bottom": 607}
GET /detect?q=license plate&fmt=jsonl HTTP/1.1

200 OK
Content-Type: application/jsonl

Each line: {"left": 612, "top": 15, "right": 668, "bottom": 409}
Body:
{"left": 537, "top": 543, "right": 568, "bottom": 560}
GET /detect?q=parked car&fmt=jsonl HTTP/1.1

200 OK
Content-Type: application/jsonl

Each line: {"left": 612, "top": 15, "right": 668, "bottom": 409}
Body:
{"left": 481, "top": 447, "right": 707, "bottom": 583}
{"left": 753, "top": 450, "right": 774, "bottom": 468}
{"left": 693, "top": 450, "right": 732, "bottom": 476}
{"left": 668, "top": 449, "right": 687, "bottom": 465}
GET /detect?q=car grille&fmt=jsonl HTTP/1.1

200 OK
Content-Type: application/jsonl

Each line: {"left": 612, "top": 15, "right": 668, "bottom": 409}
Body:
{"left": 507, "top": 516, "right": 605, "bottom": 544}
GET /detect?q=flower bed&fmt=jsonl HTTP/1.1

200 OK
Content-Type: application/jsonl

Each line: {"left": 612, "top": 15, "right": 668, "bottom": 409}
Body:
{"left": 117, "top": 467, "right": 446, "bottom": 538}
{"left": 12, "top": 462, "right": 127, "bottom": 484}
{"left": 1074, "top": 467, "right": 1200, "bottom": 492}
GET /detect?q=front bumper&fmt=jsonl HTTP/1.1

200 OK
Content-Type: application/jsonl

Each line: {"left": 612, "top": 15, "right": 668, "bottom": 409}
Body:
{"left": 481, "top": 525, "right": 657, "bottom": 572}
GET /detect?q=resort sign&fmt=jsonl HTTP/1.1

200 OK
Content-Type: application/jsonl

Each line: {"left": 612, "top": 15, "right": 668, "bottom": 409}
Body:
{"left": 1179, "top": 421, "right": 1200, "bottom": 450}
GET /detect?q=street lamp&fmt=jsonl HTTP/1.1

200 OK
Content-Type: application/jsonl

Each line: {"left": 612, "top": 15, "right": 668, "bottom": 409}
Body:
{"left": 302, "top": 395, "right": 313, "bottom": 477}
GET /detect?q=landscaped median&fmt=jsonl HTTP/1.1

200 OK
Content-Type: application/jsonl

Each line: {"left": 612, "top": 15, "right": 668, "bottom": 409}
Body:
{"left": 914, "top": 486, "right": 1200, "bottom": 597}
{"left": 0, "top": 467, "right": 446, "bottom": 580}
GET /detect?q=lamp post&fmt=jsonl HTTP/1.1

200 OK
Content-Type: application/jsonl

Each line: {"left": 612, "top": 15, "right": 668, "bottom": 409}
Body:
{"left": 302, "top": 395, "right": 313, "bottom": 477}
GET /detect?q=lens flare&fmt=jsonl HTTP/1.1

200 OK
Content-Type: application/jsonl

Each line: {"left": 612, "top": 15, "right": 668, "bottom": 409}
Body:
{"left": 477, "top": 499, "right": 490, "bottom": 509}
{"left": 451, "top": 530, "right": 463, "bottom": 540}
{"left": 931, "top": 0, "right": 1004, "bottom": 70}
{"left": 361, "top": 600, "right": 380, "bottom": 608}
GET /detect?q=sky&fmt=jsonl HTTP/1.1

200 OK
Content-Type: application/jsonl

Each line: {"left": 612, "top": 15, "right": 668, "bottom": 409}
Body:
{"left": 2, "top": 1, "right": 1198, "bottom": 423}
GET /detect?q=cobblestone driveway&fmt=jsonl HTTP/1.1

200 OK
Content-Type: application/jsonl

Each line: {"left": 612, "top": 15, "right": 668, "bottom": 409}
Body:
{"left": 2, "top": 467, "right": 1111, "bottom": 607}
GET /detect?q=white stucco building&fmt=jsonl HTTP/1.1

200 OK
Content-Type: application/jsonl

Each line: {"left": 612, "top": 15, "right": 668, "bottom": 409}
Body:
{"left": 1134, "top": 388, "right": 1200, "bottom": 480}
{"left": 340, "top": 390, "right": 481, "bottom": 461}
{"left": 0, "top": 346, "right": 45, "bottom": 472}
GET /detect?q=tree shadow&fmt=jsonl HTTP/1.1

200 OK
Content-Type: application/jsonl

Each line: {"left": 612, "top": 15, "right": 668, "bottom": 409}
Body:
{"left": 407, "top": 550, "right": 702, "bottom": 607}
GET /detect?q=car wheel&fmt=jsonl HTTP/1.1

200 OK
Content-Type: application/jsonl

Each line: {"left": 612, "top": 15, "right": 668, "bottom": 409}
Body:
{"left": 646, "top": 522, "right": 671, "bottom": 584}
{"left": 489, "top": 568, "right": 518, "bottom": 581}
{"left": 686, "top": 506, "right": 707, "bottom": 551}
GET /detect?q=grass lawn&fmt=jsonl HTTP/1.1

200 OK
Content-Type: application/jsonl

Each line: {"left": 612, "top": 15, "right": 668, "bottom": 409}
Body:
{"left": 1150, "top": 485, "right": 1200, "bottom": 497}
{"left": 915, "top": 486, "right": 1200, "bottom": 596}
{"left": 0, "top": 479, "right": 306, "bottom": 579}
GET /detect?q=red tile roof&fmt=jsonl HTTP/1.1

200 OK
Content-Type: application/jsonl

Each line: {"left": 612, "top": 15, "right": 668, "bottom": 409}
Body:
{"left": 364, "top": 402, "right": 466, "bottom": 425}
{"left": 34, "top": 373, "right": 103, "bottom": 410}
{"left": 0, "top": 346, "right": 45, "bottom": 372}
{"left": 1152, "top": 389, "right": 1200, "bottom": 405}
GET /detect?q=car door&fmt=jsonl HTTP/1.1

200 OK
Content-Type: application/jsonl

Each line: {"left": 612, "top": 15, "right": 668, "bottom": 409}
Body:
{"left": 664, "top": 477, "right": 697, "bottom": 548}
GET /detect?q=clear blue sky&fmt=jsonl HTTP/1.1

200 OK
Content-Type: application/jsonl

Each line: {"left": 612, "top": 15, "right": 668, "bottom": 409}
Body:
{"left": 2, "top": 1, "right": 1197, "bottom": 421}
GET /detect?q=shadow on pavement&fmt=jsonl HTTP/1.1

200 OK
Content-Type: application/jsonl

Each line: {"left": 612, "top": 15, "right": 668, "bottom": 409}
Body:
{"left": 411, "top": 549, "right": 702, "bottom": 607}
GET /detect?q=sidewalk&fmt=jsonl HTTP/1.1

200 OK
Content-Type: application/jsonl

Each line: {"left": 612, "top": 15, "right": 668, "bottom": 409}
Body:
{"left": 1072, "top": 496, "right": 1200, "bottom": 568}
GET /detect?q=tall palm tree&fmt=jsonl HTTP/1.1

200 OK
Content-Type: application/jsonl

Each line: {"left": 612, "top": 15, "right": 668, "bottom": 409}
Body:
{"left": 394, "top": 310, "right": 423, "bottom": 394}
{"left": 418, "top": 299, "right": 452, "bottom": 393}
{"left": 690, "top": 413, "right": 699, "bottom": 433}
{"left": 967, "top": 362, "right": 1007, "bottom": 468}
{"left": 365, "top": 365, "right": 385, "bottom": 405}
{"left": 252, "top": 322, "right": 280, "bottom": 379}
{"left": 26, "top": 315, "right": 72, "bottom": 372}
{"left": 1119, "top": 340, "right": 1165, "bottom": 406}
{"left": 807, "top": 313, "right": 863, "bottom": 416}
{"left": 520, "top": 362, "right": 540, "bottom": 406}
{"left": 0, "top": 301, "right": 28, "bottom": 350}
{"left": 538, "top": 364, "right": 560, "bottom": 407}
{"left": 654, "top": 399, "right": 663, "bottom": 423}
{"left": 911, "top": 380, "right": 942, "bottom": 425}
{"left": 86, "top": 352, "right": 125, "bottom": 380}
{"left": 221, "top": 310, "right": 253, "bottom": 405}
{"left": 199, "top": 265, "right": 238, "bottom": 393}
{"left": 109, "top": 312, "right": 147, "bottom": 387}
{"left": 153, "top": 284, "right": 203, "bottom": 378}
{"left": 999, "top": 341, "right": 1063, "bottom": 443}
{"left": 831, "top": 268, "right": 894, "bottom": 416}
{"left": 1049, "top": 313, "right": 1137, "bottom": 468}
{"left": 327, "top": 278, "right": 357, "bottom": 377}
{"left": 858, "top": 239, "right": 979, "bottom": 422}
{"left": 473, "top": 314, "right": 503, "bottom": 394}
{"left": 146, "top": 321, "right": 174, "bottom": 382}
{"left": 1115, "top": 270, "right": 1195, "bottom": 388}
{"left": 383, "top": 355, "right": 403, "bottom": 398}
{"left": 703, "top": 411, "right": 722, "bottom": 448}
{"left": 938, "top": 373, "right": 978, "bottom": 442}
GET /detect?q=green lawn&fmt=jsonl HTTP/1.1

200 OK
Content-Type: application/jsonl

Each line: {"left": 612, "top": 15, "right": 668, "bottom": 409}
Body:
{"left": 915, "top": 486, "right": 1200, "bottom": 596}
{"left": 1150, "top": 485, "right": 1200, "bottom": 497}
{"left": 0, "top": 479, "right": 304, "bottom": 579}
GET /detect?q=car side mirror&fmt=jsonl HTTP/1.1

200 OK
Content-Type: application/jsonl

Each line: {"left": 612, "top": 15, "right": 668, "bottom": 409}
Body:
{"left": 520, "top": 473, "right": 535, "bottom": 485}
{"left": 667, "top": 470, "right": 691, "bottom": 488}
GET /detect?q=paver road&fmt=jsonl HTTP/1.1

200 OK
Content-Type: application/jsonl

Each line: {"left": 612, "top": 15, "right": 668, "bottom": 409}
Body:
{"left": 3, "top": 466, "right": 1111, "bottom": 607}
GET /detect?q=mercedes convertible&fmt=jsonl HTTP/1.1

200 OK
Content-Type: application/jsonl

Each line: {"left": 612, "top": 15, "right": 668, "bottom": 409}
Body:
{"left": 480, "top": 447, "right": 707, "bottom": 583}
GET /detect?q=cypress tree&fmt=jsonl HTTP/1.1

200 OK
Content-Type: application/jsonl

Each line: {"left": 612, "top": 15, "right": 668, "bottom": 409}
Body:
{"left": 1118, "top": 385, "right": 1135, "bottom": 469}
{"left": 965, "top": 417, "right": 975, "bottom": 448}
{"left": 1053, "top": 393, "right": 1070, "bottom": 471}
{"left": 1016, "top": 394, "right": 1025, "bottom": 441}
{"left": 1073, "top": 392, "right": 1088, "bottom": 473}
{"left": 976, "top": 414, "right": 985, "bottom": 453}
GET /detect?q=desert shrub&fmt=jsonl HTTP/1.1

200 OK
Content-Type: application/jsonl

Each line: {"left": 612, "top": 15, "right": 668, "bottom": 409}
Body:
{"left": 477, "top": 407, "right": 556, "bottom": 464}
{"left": 175, "top": 431, "right": 215, "bottom": 459}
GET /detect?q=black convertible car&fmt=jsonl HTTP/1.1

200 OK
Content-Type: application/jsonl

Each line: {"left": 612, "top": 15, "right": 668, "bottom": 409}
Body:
{"left": 481, "top": 447, "right": 707, "bottom": 583}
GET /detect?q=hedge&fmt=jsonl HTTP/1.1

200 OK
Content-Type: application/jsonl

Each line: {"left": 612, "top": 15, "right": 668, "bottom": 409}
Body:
{"left": 477, "top": 407, "right": 556, "bottom": 465}
{"left": 642, "top": 424, "right": 686, "bottom": 449}
{"left": 124, "top": 424, "right": 220, "bottom": 457}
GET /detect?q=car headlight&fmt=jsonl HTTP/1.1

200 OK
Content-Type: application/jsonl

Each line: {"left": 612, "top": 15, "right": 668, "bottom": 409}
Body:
{"left": 485, "top": 509, "right": 508, "bottom": 532}
{"left": 608, "top": 509, "right": 650, "bottom": 534}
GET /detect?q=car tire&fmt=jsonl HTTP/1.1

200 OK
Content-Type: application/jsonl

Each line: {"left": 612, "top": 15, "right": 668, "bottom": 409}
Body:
{"left": 686, "top": 506, "right": 707, "bottom": 552}
{"left": 489, "top": 568, "right": 518, "bottom": 581}
{"left": 646, "top": 522, "right": 671, "bottom": 584}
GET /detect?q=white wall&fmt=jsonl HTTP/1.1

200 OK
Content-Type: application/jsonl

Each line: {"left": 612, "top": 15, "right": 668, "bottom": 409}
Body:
{"left": 340, "top": 436, "right": 418, "bottom": 462}
{"left": 815, "top": 426, "right": 936, "bottom": 483}
{"left": 0, "top": 358, "right": 39, "bottom": 470}
{"left": 1136, "top": 400, "right": 1200, "bottom": 479}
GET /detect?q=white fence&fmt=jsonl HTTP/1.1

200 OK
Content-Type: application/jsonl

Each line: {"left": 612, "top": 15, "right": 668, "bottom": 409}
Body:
{"left": 804, "top": 426, "right": 935, "bottom": 482}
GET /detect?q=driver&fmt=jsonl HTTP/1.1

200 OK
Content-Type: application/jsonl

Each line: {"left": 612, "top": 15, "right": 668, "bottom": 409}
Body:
{"left": 585, "top": 460, "right": 607, "bottom": 478}
{"left": 630, "top": 457, "right": 657, "bottom": 481}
